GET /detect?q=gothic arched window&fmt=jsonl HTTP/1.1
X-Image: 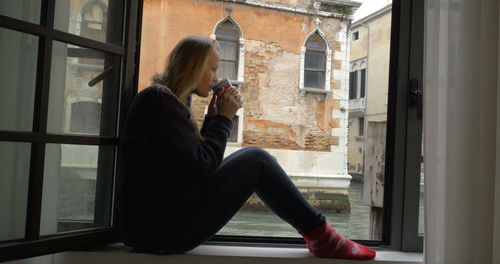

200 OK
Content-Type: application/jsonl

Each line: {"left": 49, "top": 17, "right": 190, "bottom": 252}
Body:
{"left": 215, "top": 20, "right": 240, "bottom": 81}
{"left": 304, "top": 32, "right": 327, "bottom": 89}
{"left": 81, "top": 0, "right": 107, "bottom": 42}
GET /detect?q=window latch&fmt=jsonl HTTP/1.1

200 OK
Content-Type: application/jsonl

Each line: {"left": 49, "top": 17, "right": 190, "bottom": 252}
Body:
{"left": 88, "top": 66, "right": 114, "bottom": 87}
{"left": 409, "top": 78, "right": 423, "bottom": 120}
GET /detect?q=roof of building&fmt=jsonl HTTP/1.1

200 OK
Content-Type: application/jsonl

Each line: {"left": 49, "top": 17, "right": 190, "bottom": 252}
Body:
{"left": 317, "top": 0, "right": 362, "bottom": 8}
{"left": 351, "top": 3, "right": 392, "bottom": 28}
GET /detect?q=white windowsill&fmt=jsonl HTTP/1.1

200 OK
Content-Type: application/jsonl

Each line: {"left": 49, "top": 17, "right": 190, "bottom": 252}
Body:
{"left": 15, "top": 243, "right": 423, "bottom": 264}
{"left": 300, "top": 88, "right": 333, "bottom": 94}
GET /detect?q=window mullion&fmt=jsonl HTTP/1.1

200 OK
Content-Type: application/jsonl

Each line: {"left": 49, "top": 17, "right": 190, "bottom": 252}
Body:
{"left": 24, "top": 0, "right": 56, "bottom": 241}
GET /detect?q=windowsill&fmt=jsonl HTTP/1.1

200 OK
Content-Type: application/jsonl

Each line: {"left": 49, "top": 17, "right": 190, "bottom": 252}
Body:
{"left": 226, "top": 142, "right": 242, "bottom": 147}
{"left": 33, "top": 243, "right": 422, "bottom": 264}
{"left": 299, "top": 88, "right": 333, "bottom": 94}
{"left": 355, "top": 136, "right": 364, "bottom": 140}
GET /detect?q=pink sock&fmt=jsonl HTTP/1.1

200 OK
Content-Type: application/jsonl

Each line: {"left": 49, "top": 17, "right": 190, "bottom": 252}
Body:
{"left": 302, "top": 221, "right": 376, "bottom": 260}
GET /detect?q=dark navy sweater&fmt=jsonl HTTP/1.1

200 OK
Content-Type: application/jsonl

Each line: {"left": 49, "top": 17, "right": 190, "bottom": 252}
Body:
{"left": 116, "top": 86, "right": 233, "bottom": 250}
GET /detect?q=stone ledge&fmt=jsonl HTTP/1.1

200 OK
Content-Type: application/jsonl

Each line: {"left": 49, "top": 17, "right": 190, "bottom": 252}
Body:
{"left": 300, "top": 88, "right": 334, "bottom": 94}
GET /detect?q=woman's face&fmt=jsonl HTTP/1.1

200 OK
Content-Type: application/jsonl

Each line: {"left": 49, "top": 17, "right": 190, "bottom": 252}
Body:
{"left": 194, "top": 48, "right": 219, "bottom": 97}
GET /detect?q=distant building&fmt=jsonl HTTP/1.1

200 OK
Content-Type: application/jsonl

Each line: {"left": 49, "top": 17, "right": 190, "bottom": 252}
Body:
{"left": 347, "top": 4, "right": 391, "bottom": 177}
{"left": 139, "top": 0, "right": 361, "bottom": 196}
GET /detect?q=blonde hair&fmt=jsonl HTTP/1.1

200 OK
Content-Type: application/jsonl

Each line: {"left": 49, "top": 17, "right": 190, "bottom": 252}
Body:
{"left": 152, "top": 35, "right": 219, "bottom": 139}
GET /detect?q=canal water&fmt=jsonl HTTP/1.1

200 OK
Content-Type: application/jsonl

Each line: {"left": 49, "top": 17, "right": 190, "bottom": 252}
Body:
{"left": 218, "top": 181, "right": 371, "bottom": 240}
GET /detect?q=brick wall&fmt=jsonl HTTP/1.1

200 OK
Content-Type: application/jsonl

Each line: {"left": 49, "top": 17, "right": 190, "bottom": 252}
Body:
{"left": 142, "top": 0, "right": 348, "bottom": 152}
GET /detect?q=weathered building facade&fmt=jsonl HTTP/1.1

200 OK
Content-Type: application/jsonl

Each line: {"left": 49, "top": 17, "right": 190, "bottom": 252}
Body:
{"left": 347, "top": 4, "right": 391, "bottom": 177}
{"left": 140, "top": 0, "right": 360, "bottom": 195}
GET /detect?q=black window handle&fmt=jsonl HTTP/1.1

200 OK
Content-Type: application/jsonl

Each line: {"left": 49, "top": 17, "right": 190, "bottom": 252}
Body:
{"left": 88, "top": 66, "right": 114, "bottom": 87}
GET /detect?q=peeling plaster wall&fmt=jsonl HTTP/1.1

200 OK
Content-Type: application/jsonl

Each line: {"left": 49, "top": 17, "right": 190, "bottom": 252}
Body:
{"left": 140, "top": 0, "right": 349, "bottom": 155}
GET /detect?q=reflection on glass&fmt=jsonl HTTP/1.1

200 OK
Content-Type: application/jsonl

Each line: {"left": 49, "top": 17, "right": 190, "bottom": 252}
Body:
{"left": 0, "top": 0, "right": 41, "bottom": 24}
{"left": 54, "top": 0, "right": 124, "bottom": 45}
{"left": 418, "top": 154, "right": 425, "bottom": 235}
{"left": 40, "top": 144, "right": 114, "bottom": 235}
{"left": 0, "top": 28, "right": 38, "bottom": 132}
{"left": 0, "top": 142, "right": 31, "bottom": 241}
{"left": 47, "top": 41, "right": 120, "bottom": 137}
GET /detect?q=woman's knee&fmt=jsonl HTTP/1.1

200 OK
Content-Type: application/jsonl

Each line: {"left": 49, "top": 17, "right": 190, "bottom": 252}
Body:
{"left": 240, "top": 146, "right": 275, "bottom": 162}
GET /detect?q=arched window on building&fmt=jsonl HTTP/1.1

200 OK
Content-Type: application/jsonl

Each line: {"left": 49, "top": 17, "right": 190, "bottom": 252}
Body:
{"left": 80, "top": 0, "right": 107, "bottom": 42}
{"left": 215, "top": 19, "right": 240, "bottom": 81}
{"left": 349, "top": 59, "right": 367, "bottom": 99}
{"left": 304, "top": 32, "right": 327, "bottom": 89}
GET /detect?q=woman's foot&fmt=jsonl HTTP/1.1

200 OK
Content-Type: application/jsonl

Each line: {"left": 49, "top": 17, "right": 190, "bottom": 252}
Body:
{"left": 302, "top": 221, "right": 376, "bottom": 260}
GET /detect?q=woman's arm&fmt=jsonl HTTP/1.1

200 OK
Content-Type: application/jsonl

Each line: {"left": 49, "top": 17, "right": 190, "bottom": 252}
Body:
{"left": 151, "top": 87, "right": 233, "bottom": 179}
{"left": 200, "top": 115, "right": 213, "bottom": 136}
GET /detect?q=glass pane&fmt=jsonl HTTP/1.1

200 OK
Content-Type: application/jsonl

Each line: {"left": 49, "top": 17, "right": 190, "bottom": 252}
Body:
{"left": 304, "top": 70, "right": 323, "bottom": 89}
{"left": 216, "top": 21, "right": 239, "bottom": 40}
{"left": 0, "top": 142, "right": 31, "bottom": 241}
{"left": 219, "top": 40, "right": 238, "bottom": 61}
{"left": 218, "top": 61, "right": 237, "bottom": 81}
{"left": 305, "top": 51, "right": 326, "bottom": 70}
{"left": 305, "top": 33, "right": 327, "bottom": 50}
{"left": 0, "top": 28, "right": 38, "bottom": 131}
{"left": 54, "top": 0, "right": 124, "bottom": 45}
{"left": 47, "top": 41, "right": 121, "bottom": 136}
{"left": 347, "top": 7, "right": 391, "bottom": 240}
{"left": 0, "top": 0, "right": 41, "bottom": 24}
{"left": 40, "top": 144, "right": 115, "bottom": 235}
{"left": 139, "top": 0, "right": 392, "bottom": 241}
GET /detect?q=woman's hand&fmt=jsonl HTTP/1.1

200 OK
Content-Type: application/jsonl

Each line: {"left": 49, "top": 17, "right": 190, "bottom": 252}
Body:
{"left": 216, "top": 87, "right": 243, "bottom": 119}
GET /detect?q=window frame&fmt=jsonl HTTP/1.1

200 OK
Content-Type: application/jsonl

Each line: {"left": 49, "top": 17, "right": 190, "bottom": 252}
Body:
{"left": 299, "top": 29, "right": 332, "bottom": 94}
{"left": 303, "top": 33, "right": 327, "bottom": 90}
{"left": 0, "top": 0, "right": 425, "bottom": 259}
{"left": 353, "top": 31, "right": 359, "bottom": 41}
{"left": 0, "top": 0, "right": 143, "bottom": 261}
{"left": 359, "top": 117, "right": 365, "bottom": 136}
{"left": 384, "top": 0, "right": 424, "bottom": 252}
{"left": 349, "top": 65, "right": 366, "bottom": 100}
{"left": 304, "top": 48, "right": 326, "bottom": 89}
{"left": 214, "top": 19, "right": 240, "bottom": 82}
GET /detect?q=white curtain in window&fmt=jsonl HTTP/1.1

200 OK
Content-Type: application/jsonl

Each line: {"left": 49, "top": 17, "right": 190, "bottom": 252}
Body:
{"left": 424, "top": 0, "right": 499, "bottom": 263}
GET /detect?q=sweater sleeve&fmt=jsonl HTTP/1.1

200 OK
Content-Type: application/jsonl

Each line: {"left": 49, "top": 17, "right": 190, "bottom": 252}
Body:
{"left": 200, "top": 115, "right": 213, "bottom": 136}
{"left": 150, "top": 88, "right": 233, "bottom": 179}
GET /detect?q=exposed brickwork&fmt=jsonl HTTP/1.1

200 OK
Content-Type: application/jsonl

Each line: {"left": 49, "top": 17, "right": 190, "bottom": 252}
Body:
{"left": 149, "top": 0, "right": 348, "bottom": 152}
{"left": 243, "top": 131, "right": 337, "bottom": 151}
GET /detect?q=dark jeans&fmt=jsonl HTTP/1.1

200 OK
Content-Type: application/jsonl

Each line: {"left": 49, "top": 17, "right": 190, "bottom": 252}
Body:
{"left": 165, "top": 146, "right": 325, "bottom": 253}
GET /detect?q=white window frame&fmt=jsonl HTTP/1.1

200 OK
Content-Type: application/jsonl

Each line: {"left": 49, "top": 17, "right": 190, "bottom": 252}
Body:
{"left": 211, "top": 17, "right": 245, "bottom": 84}
{"left": 349, "top": 58, "right": 367, "bottom": 99}
{"left": 299, "top": 29, "right": 332, "bottom": 93}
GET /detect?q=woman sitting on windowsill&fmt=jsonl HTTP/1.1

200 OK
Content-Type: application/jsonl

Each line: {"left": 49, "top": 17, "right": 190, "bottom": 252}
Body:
{"left": 116, "top": 35, "right": 376, "bottom": 261}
